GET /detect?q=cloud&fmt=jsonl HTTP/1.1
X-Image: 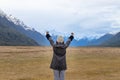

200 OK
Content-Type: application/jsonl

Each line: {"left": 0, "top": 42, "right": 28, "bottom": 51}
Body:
{"left": 0, "top": 0, "right": 120, "bottom": 38}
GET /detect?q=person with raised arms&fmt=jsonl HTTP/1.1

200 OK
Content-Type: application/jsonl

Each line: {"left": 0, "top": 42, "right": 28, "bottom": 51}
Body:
{"left": 46, "top": 32, "right": 74, "bottom": 80}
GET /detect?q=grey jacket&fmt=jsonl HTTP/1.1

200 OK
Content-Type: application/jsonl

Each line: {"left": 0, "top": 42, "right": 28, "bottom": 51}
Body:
{"left": 46, "top": 34, "right": 74, "bottom": 71}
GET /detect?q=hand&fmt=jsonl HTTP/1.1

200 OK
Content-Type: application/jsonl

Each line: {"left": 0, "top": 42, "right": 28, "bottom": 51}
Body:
{"left": 46, "top": 31, "right": 49, "bottom": 34}
{"left": 71, "top": 32, "right": 74, "bottom": 36}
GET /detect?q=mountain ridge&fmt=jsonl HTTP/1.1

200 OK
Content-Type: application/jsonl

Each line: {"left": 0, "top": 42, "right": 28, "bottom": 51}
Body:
{"left": 101, "top": 32, "right": 120, "bottom": 47}
{"left": 0, "top": 16, "right": 39, "bottom": 46}
{"left": 0, "top": 9, "right": 120, "bottom": 47}
{"left": 0, "top": 9, "right": 47, "bottom": 46}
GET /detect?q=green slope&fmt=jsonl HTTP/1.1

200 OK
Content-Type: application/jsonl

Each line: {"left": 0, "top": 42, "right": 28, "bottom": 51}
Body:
{"left": 0, "top": 23, "right": 39, "bottom": 46}
{"left": 101, "top": 32, "right": 120, "bottom": 47}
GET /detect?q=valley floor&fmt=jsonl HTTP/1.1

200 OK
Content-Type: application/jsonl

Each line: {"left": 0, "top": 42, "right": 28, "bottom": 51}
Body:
{"left": 0, "top": 46, "right": 120, "bottom": 80}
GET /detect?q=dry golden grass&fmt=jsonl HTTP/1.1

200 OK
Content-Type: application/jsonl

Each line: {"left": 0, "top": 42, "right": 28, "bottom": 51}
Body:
{"left": 0, "top": 46, "right": 120, "bottom": 80}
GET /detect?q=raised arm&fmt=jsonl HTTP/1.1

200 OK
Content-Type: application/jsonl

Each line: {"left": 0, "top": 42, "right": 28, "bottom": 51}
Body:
{"left": 46, "top": 31, "right": 54, "bottom": 46}
{"left": 65, "top": 32, "right": 74, "bottom": 48}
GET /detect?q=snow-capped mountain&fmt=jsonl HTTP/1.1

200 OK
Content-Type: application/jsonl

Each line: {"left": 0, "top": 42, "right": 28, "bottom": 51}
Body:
{"left": 7, "top": 14, "right": 35, "bottom": 31}
{"left": 101, "top": 32, "right": 120, "bottom": 47}
{"left": 63, "top": 33, "right": 114, "bottom": 47}
{"left": 0, "top": 9, "right": 47, "bottom": 46}
{"left": 1, "top": 9, "right": 120, "bottom": 47}
{"left": 0, "top": 10, "right": 39, "bottom": 46}
{"left": 0, "top": 10, "right": 34, "bottom": 31}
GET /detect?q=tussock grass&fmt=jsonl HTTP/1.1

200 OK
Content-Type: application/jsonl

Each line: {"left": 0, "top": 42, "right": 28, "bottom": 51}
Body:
{"left": 0, "top": 46, "right": 120, "bottom": 80}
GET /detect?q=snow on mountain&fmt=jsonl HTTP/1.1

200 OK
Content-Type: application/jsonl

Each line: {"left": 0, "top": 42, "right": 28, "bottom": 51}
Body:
{"left": 0, "top": 9, "right": 46, "bottom": 46}
{"left": 0, "top": 9, "right": 7, "bottom": 17}
{"left": 7, "top": 14, "right": 35, "bottom": 31}
{"left": 1, "top": 9, "right": 119, "bottom": 46}
{"left": 0, "top": 9, "right": 34, "bottom": 31}
{"left": 101, "top": 32, "right": 120, "bottom": 47}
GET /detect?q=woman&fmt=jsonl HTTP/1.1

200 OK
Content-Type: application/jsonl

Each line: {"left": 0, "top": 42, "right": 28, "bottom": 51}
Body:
{"left": 46, "top": 31, "right": 74, "bottom": 80}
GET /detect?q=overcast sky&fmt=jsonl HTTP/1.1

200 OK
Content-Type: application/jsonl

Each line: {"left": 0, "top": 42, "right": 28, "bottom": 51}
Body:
{"left": 0, "top": 0, "right": 120, "bottom": 39}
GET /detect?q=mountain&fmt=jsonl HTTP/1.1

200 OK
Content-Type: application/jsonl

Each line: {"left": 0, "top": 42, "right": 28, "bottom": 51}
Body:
{"left": 0, "top": 9, "right": 47, "bottom": 46}
{"left": 67, "top": 33, "right": 114, "bottom": 47}
{"left": 101, "top": 32, "right": 120, "bottom": 47}
{"left": 45, "top": 34, "right": 114, "bottom": 47}
{"left": 40, "top": 32, "right": 119, "bottom": 47}
{"left": 66, "top": 33, "right": 114, "bottom": 47}
{"left": 70, "top": 38, "right": 89, "bottom": 46}
{"left": 1, "top": 9, "right": 119, "bottom": 47}
{"left": 88, "top": 33, "right": 114, "bottom": 46}
{"left": 0, "top": 16, "right": 39, "bottom": 46}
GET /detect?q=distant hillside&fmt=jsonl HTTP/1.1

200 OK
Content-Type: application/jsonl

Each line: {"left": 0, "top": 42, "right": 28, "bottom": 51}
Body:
{"left": 88, "top": 34, "right": 114, "bottom": 46}
{"left": 101, "top": 32, "right": 120, "bottom": 47}
{"left": 0, "top": 10, "right": 47, "bottom": 46}
{"left": 0, "top": 24, "right": 39, "bottom": 46}
{"left": 44, "top": 33, "right": 118, "bottom": 47}
{"left": 0, "top": 12, "right": 39, "bottom": 46}
{"left": 67, "top": 34, "right": 114, "bottom": 47}
{"left": 1, "top": 10, "right": 120, "bottom": 47}
{"left": 70, "top": 38, "right": 89, "bottom": 46}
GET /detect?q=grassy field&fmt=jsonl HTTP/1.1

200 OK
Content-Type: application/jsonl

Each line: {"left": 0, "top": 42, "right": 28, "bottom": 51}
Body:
{"left": 0, "top": 46, "right": 120, "bottom": 80}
